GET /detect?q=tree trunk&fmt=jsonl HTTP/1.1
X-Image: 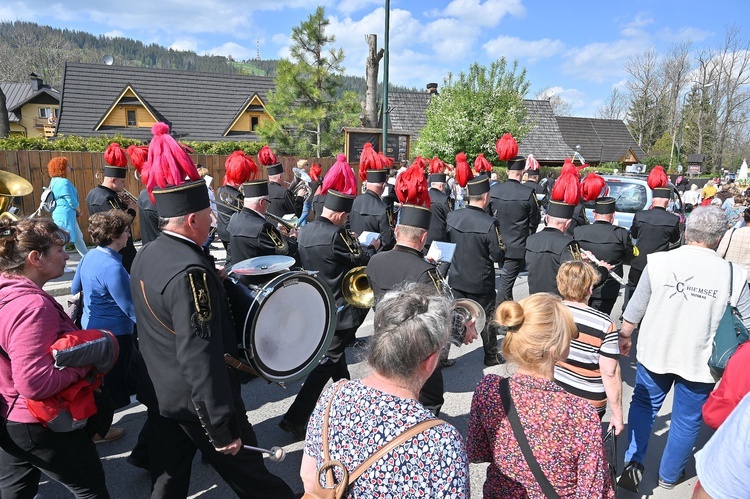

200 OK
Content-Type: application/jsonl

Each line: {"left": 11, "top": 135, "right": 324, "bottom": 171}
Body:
{"left": 0, "top": 88, "right": 9, "bottom": 138}
{"left": 364, "top": 34, "right": 384, "bottom": 128}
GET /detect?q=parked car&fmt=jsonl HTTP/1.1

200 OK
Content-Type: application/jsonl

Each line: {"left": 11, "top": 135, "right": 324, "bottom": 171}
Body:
{"left": 582, "top": 175, "right": 685, "bottom": 235}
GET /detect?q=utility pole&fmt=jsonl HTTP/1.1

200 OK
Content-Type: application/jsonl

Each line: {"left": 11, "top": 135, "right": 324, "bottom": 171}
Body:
{"left": 382, "top": 0, "right": 390, "bottom": 157}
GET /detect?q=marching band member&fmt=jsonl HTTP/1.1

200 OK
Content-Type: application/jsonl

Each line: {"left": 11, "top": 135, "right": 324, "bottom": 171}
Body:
{"left": 279, "top": 189, "right": 379, "bottom": 441}
{"left": 490, "top": 136, "right": 540, "bottom": 304}
{"left": 350, "top": 145, "right": 395, "bottom": 252}
{"left": 258, "top": 146, "right": 303, "bottom": 219}
{"left": 446, "top": 174, "right": 506, "bottom": 366}
{"left": 526, "top": 164, "right": 582, "bottom": 296}
{"left": 216, "top": 151, "right": 258, "bottom": 261}
{"left": 85, "top": 142, "right": 137, "bottom": 272}
{"left": 130, "top": 123, "right": 293, "bottom": 498}
{"left": 226, "top": 179, "right": 298, "bottom": 267}
{"left": 127, "top": 145, "right": 160, "bottom": 245}
{"left": 574, "top": 174, "right": 636, "bottom": 315}
{"left": 426, "top": 157, "right": 453, "bottom": 249}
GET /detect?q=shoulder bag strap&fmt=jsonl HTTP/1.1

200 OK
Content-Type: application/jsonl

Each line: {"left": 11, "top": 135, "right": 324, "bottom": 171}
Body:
{"left": 727, "top": 262, "right": 734, "bottom": 306}
{"left": 723, "top": 228, "right": 736, "bottom": 259}
{"left": 321, "top": 381, "right": 347, "bottom": 485}
{"left": 499, "top": 377, "right": 561, "bottom": 499}
{"left": 348, "top": 418, "right": 445, "bottom": 483}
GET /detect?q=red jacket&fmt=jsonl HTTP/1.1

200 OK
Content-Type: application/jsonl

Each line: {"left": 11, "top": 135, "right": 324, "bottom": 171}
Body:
{"left": 703, "top": 341, "right": 750, "bottom": 429}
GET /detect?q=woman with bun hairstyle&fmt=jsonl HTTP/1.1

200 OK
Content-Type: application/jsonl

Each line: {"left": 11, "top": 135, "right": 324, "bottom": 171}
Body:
{"left": 47, "top": 156, "right": 88, "bottom": 257}
{"left": 468, "top": 293, "right": 613, "bottom": 498}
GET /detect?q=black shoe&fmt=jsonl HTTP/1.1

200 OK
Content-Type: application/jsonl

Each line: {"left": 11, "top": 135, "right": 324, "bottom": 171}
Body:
{"left": 618, "top": 460, "right": 644, "bottom": 493}
{"left": 126, "top": 453, "right": 149, "bottom": 471}
{"left": 278, "top": 418, "right": 306, "bottom": 441}
{"left": 440, "top": 358, "right": 456, "bottom": 368}
{"left": 658, "top": 470, "right": 686, "bottom": 490}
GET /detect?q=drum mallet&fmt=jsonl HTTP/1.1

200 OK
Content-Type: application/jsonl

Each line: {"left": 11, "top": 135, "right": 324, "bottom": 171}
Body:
{"left": 243, "top": 445, "right": 286, "bottom": 462}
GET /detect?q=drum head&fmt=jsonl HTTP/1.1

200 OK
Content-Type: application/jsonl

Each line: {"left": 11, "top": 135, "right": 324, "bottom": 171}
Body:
{"left": 231, "top": 256, "right": 296, "bottom": 276}
{"left": 243, "top": 272, "right": 335, "bottom": 382}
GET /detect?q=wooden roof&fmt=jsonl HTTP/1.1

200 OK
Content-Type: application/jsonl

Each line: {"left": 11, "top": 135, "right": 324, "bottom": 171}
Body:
{"left": 56, "top": 63, "right": 275, "bottom": 142}
{"left": 555, "top": 116, "right": 647, "bottom": 164}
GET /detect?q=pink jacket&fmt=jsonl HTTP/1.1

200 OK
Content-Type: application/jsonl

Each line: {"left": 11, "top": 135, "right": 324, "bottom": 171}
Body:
{"left": 0, "top": 274, "right": 89, "bottom": 424}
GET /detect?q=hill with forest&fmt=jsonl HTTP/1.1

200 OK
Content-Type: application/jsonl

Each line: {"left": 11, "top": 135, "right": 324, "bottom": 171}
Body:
{"left": 0, "top": 21, "right": 419, "bottom": 95}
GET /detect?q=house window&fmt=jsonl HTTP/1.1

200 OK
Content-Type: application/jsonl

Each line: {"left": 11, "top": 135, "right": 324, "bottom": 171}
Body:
{"left": 127, "top": 110, "right": 137, "bottom": 127}
{"left": 251, "top": 116, "right": 259, "bottom": 131}
{"left": 39, "top": 108, "right": 51, "bottom": 119}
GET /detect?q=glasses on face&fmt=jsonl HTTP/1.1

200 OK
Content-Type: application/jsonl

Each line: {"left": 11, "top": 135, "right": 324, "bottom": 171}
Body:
{"left": 260, "top": 198, "right": 270, "bottom": 205}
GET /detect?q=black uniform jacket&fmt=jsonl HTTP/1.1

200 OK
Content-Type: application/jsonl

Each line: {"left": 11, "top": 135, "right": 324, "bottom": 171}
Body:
{"left": 630, "top": 206, "right": 681, "bottom": 272}
{"left": 226, "top": 207, "right": 298, "bottom": 266}
{"left": 312, "top": 194, "right": 325, "bottom": 220}
{"left": 574, "top": 221, "right": 635, "bottom": 300}
{"left": 349, "top": 190, "right": 395, "bottom": 252}
{"left": 130, "top": 232, "right": 241, "bottom": 447}
{"left": 137, "top": 188, "right": 160, "bottom": 245}
{"left": 446, "top": 205, "right": 506, "bottom": 295}
{"left": 526, "top": 227, "right": 581, "bottom": 295}
{"left": 427, "top": 188, "right": 452, "bottom": 247}
{"left": 216, "top": 184, "right": 242, "bottom": 243}
{"left": 267, "top": 181, "right": 303, "bottom": 218}
{"left": 489, "top": 179, "right": 540, "bottom": 259}
{"left": 365, "top": 245, "right": 443, "bottom": 303}
{"left": 566, "top": 203, "right": 590, "bottom": 236}
{"left": 86, "top": 184, "right": 137, "bottom": 272}
{"left": 298, "top": 217, "right": 373, "bottom": 330}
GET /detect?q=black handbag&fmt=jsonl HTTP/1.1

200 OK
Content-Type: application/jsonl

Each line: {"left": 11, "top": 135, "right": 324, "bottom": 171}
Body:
{"left": 499, "top": 377, "right": 561, "bottom": 499}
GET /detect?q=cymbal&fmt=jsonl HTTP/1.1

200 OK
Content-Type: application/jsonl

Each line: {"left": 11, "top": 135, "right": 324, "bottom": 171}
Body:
{"left": 230, "top": 256, "right": 295, "bottom": 276}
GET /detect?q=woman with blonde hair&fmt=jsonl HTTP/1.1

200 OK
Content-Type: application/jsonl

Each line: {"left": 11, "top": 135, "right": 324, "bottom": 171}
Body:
{"left": 468, "top": 293, "right": 613, "bottom": 498}
{"left": 47, "top": 156, "right": 87, "bottom": 257}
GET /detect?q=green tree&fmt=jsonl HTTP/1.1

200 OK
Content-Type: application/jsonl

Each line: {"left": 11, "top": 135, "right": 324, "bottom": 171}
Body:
{"left": 258, "top": 6, "right": 360, "bottom": 157}
{"left": 415, "top": 59, "right": 531, "bottom": 163}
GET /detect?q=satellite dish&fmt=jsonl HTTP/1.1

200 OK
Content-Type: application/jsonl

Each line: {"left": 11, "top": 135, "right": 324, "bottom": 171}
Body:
{"left": 103, "top": 54, "right": 114, "bottom": 66}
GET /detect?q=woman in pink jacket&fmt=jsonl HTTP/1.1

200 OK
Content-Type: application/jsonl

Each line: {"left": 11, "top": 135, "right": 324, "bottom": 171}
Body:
{"left": 0, "top": 218, "right": 109, "bottom": 498}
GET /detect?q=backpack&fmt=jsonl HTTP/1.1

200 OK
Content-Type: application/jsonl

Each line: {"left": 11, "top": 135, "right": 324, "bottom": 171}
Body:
{"left": 31, "top": 183, "right": 57, "bottom": 218}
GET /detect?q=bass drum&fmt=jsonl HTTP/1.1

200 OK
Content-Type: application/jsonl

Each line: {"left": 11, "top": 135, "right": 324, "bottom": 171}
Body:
{"left": 228, "top": 271, "right": 336, "bottom": 383}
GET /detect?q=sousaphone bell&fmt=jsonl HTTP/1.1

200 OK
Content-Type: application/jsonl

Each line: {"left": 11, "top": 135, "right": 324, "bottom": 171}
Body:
{"left": 342, "top": 266, "right": 374, "bottom": 309}
{"left": 0, "top": 170, "right": 34, "bottom": 222}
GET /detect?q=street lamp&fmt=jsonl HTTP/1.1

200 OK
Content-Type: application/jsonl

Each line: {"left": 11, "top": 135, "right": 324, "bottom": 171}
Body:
{"left": 676, "top": 82, "right": 714, "bottom": 175}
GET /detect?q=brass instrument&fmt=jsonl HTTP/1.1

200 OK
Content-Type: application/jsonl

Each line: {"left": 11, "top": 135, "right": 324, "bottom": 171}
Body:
{"left": 291, "top": 168, "right": 314, "bottom": 203}
{"left": 0, "top": 171, "right": 34, "bottom": 222}
{"left": 218, "top": 190, "right": 243, "bottom": 212}
{"left": 94, "top": 171, "right": 137, "bottom": 206}
{"left": 341, "top": 266, "right": 374, "bottom": 309}
{"left": 265, "top": 211, "right": 298, "bottom": 232}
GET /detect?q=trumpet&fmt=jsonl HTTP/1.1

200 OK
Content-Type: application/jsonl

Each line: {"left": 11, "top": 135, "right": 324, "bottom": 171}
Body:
{"left": 265, "top": 211, "right": 298, "bottom": 232}
{"left": 119, "top": 188, "right": 138, "bottom": 206}
{"left": 219, "top": 190, "right": 242, "bottom": 212}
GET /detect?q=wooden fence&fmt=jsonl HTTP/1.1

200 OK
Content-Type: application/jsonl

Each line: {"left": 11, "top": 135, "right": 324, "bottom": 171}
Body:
{"left": 0, "top": 150, "right": 336, "bottom": 245}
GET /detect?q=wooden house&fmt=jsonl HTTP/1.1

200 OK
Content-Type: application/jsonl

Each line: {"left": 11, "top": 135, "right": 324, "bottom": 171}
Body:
{"left": 1, "top": 74, "right": 60, "bottom": 138}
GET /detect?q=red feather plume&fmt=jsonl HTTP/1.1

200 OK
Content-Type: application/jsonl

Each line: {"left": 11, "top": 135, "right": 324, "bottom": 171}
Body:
{"left": 104, "top": 143, "right": 128, "bottom": 167}
{"left": 429, "top": 156, "right": 446, "bottom": 174}
{"left": 310, "top": 163, "right": 323, "bottom": 182}
{"left": 257, "top": 145, "right": 279, "bottom": 167}
{"left": 377, "top": 152, "right": 393, "bottom": 169}
{"left": 474, "top": 153, "right": 492, "bottom": 174}
{"left": 127, "top": 145, "right": 149, "bottom": 175}
{"left": 395, "top": 162, "right": 430, "bottom": 207}
{"left": 580, "top": 173, "right": 607, "bottom": 202}
{"left": 145, "top": 122, "right": 200, "bottom": 198}
{"left": 455, "top": 152, "right": 473, "bottom": 188}
{"left": 647, "top": 165, "right": 668, "bottom": 189}
{"left": 551, "top": 169, "right": 581, "bottom": 205}
{"left": 223, "top": 151, "right": 258, "bottom": 186}
{"left": 321, "top": 154, "right": 357, "bottom": 196}
{"left": 358, "top": 142, "right": 381, "bottom": 181}
{"left": 495, "top": 133, "right": 518, "bottom": 161}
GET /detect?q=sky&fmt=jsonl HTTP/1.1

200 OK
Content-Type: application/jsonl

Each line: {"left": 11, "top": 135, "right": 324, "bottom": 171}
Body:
{"left": 1, "top": 0, "right": 748, "bottom": 116}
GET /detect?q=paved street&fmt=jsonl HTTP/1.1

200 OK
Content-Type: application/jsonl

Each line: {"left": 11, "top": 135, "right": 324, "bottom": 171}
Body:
{"left": 36, "top": 245, "right": 709, "bottom": 498}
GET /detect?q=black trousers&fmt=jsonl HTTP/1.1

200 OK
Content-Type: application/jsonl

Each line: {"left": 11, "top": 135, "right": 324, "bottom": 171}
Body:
{"left": 496, "top": 258, "right": 524, "bottom": 304}
{"left": 452, "top": 289, "right": 497, "bottom": 364}
{"left": 104, "top": 333, "right": 134, "bottom": 410}
{"left": 148, "top": 406, "right": 293, "bottom": 498}
{"left": 589, "top": 296, "right": 617, "bottom": 316}
{"left": 283, "top": 326, "right": 357, "bottom": 427}
{"left": 419, "top": 366, "right": 444, "bottom": 416}
{"left": 0, "top": 422, "right": 109, "bottom": 499}
{"left": 623, "top": 267, "right": 644, "bottom": 313}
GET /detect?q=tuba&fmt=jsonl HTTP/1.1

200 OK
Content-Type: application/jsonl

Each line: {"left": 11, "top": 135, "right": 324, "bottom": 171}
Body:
{"left": 341, "top": 266, "right": 374, "bottom": 309}
{"left": 0, "top": 171, "right": 34, "bottom": 222}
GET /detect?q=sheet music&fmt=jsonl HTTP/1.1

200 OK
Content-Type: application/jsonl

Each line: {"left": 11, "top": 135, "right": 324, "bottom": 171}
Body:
{"left": 359, "top": 231, "right": 380, "bottom": 246}
{"left": 426, "top": 241, "right": 456, "bottom": 263}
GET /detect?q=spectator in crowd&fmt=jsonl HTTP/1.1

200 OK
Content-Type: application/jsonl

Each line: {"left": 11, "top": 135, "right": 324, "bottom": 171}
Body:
{"left": 300, "top": 284, "right": 469, "bottom": 497}
{"left": 702, "top": 340, "right": 750, "bottom": 430}
{"left": 555, "top": 261, "right": 623, "bottom": 433}
{"left": 47, "top": 156, "right": 88, "bottom": 257}
{"left": 468, "top": 293, "right": 613, "bottom": 498}
{"left": 692, "top": 392, "right": 750, "bottom": 499}
{"left": 618, "top": 206, "right": 750, "bottom": 492}
{"left": 72, "top": 211, "right": 136, "bottom": 442}
{"left": 717, "top": 210, "right": 750, "bottom": 281}
{"left": 682, "top": 184, "right": 701, "bottom": 207}
{"left": 700, "top": 180, "right": 717, "bottom": 205}
{"left": 0, "top": 218, "right": 109, "bottom": 498}
{"left": 197, "top": 167, "right": 218, "bottom": 250}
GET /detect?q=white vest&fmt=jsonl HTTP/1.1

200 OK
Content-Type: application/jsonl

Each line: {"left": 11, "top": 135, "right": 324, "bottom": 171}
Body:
{"left": 638, "top": 245, "right": 747, "bottom": 383}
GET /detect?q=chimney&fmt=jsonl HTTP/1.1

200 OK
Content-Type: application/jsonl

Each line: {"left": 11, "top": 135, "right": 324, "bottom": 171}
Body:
{"left": 426, "top": 83, "right": 439, "bottom": 96}
{"left": 30, "top": 73, "right": 43, "bottom": 92}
